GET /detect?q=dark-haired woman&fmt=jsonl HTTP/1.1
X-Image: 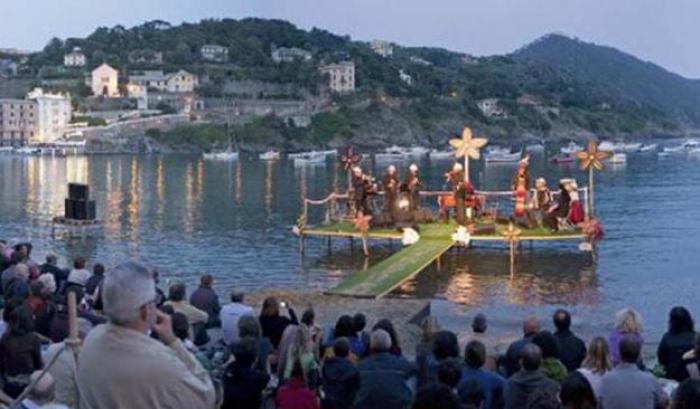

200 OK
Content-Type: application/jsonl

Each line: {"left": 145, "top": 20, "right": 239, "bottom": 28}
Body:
{"left": 0, "top": 306, "right": 43, "bottom": 398}
{"left": 258, "top": 296, "right": 298, "bottom": 349}
{"left": 658, "top": 306, "right": 696, "bottom": 382}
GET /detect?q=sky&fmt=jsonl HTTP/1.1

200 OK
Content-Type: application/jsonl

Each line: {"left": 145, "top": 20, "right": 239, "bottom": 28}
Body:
{"left": 0, "top": 0, "right": 697, "bottom": 78}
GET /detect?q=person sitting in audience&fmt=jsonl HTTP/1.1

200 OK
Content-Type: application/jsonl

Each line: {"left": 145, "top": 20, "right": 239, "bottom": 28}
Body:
{"left": 413, "top": 383, "right": 461, "bottom": 409}
{"left": 277, "top": 360, "right": 320, "bottom": 409}
{"left": 600, "top": 334, "right": 668, "bottom": 409}
{"left": 608, "top": 308, "right": 644, "bottom": 366}
{"left": 459, "top": 379, "right": 486, "bottom": 409}
{"left": 0, "top": 305, "right": 43, "bottom": 398}
{"left": 657, "top": 306, "right": 696, "bottom": 382}
{"left": 552, "top": 309, "right": 586, "bottom": 372}
{"left": 40, "top": 254, "right": 68, "bottom": 291}
{"left": 220, "top": 289, "right": 253, "bottom": 346}
{"left": 76, "top": 261, "right": 216, "bottom": 409}
{"left": 416, "top": 317, "right": 441, "bottom": 389}
{"left": 372, "top": 319, "right": 403, "bottom": 356}
{"left": 673, "top": 378, "right": 700, "bottom": 409}
{"left": 189, "top": 274, "right": 221, "bottom": 328}
{"left": 259, "top": 297, "right": 298, "bottom": 349}
{"left": 576, "top": 336, "right": 611, "bottom": 402}
{"left": 322, "top": 337, "right": 360, "bottom": 409}
{"left": 238, "top": 315, "right": 273, "bottom": 373}
{"left": 458, "top": 340, "right": 505, "bottom": 409}
{"left": 221, "top": 336, "right": 271, "bottom": 409}
{"left": 84, "top": 263, "right": 105, "bottom": 304}
{"left": 464, "top": 313, "right": 498, "bottom": 371}
{"left": 559, "top": 371, "right": 597, "bottom": 409}
{"left": 164, "top": 280, "right": 208, "bottom": 326}
{"left": 503, "top": 316, "right": 541, "bottom": 377}
{"left": 5, "top": 263, "right": 30, "bottom": 299}
{"left": 532, "top": 331, "right": 568, "bottom": 384}
{"left": 503, "top": 343, "right": 559, "bottom": 409}
{"left": 354, "top": 329, "right": 417, "bottom": 409}
{"left": 66, "top": 257, "right": 90, "bottom": 288}
{"left": 353, "top": 313, "right": 371, "bottom": 355}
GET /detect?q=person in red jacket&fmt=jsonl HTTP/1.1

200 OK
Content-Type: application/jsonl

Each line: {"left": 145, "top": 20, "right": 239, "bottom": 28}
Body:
{"left": 276, "top": 360, "right": 320, "bottom": 409}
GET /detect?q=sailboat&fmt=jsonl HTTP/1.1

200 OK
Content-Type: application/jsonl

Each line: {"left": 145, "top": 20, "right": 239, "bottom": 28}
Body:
{"left": 203, "top": 137, "right": 239, "bottom": 161}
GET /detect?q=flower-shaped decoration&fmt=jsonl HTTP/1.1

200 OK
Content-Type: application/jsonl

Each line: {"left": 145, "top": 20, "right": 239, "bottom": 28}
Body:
{"left": 576, "top": 140, "right": 612, "bottom": 171}
{"left": 352, "top": 212, "right": 372, "bottom": 236}
{"left": 449, "top": 127, "right": 488, "bottom": 160}
{"left": 451, "top": 226, "right": 471, "bottom": 247}
{"left": 501, "top": 222, "right": 522, "bottom": 243}
{"left": 402, "top": 228, "right": 420, "bottom": 246}
{"left": 339, "top": 146, "right": 362, "bottom": 171}
{"left": 581, "top": 217, "right": 604, "bottom": 243}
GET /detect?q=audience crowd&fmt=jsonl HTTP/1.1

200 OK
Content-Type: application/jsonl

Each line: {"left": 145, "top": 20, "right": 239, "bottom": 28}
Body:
{"left": 0, "top": 240, "right": 700, "bottom": 409}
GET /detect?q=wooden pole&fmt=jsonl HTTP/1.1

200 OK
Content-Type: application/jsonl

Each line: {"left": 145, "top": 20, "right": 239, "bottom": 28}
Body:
{"left": 509, "top": 241, "right": 516, "bottom": 276}
{"left": 362, "top": 235, "right": 369, "bottom": 257}
{"left": 589, "top": 167, "right": 595, "bottom": 217}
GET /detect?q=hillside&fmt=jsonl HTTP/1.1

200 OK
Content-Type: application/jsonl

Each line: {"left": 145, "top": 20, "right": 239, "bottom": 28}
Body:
{"left": 22, "top": 20, "right": 700, "bottom": 149}
{"left": 513, "top": 33, "right": 700, "bottom": 127}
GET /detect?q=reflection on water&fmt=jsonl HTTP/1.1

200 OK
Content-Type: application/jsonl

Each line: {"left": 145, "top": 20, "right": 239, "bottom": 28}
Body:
{"left": 0, "top": 151, "right": 699, "bottom": 341}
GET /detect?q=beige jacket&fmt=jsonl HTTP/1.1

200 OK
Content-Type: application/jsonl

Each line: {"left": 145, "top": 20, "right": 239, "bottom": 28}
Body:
{"left": 164, "top": 300, "right": 209, "bottom": 325}
{"left": 77, "top": 323, "right": 216, "bottom": 409}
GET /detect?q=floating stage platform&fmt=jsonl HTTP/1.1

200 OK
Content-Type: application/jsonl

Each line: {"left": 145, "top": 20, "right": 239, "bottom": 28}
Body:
{"left": 302, "top": 221, "right": 586, "bottom": 298}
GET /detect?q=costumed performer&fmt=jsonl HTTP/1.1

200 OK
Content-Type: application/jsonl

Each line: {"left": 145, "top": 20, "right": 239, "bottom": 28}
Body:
{"left": 544, "top": 179, "right": 572, "bottom": 232}
{"left": 405, "top": 163, "right": 422, "bottom": 212}
{"left": 567, "top": 180, "right": 585, "bottom": 224}
{"left": 382, "top": 165, "right": 399, "bottom": 220}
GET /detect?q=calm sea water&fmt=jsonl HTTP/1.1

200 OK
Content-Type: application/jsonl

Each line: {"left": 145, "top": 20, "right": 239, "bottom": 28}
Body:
{"left": 0, "top": 148, "right": 699, "bottom": 341}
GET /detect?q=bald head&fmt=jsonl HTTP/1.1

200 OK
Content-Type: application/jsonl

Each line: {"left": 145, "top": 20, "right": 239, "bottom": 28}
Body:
{"left": 521, "top": 343, "right": 543, "bottom": 371}
{"left": 523, "top": 316, "right": 540, "bottom": 336}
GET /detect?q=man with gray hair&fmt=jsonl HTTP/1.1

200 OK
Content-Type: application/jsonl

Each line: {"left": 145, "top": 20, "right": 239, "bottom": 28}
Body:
{"left": 220, "top": 289, "right": 252, "bottom": 346}
{"left": 354, "top": 328, "right": 417, "bottom": 409}
{"left": 77, "top": 261, "right": 216, "bottom": 409}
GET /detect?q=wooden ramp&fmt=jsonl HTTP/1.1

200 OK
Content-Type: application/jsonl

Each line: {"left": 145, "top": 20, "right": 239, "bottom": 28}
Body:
{"left": 327, "top": 224, "right": 454, "bottom": 298}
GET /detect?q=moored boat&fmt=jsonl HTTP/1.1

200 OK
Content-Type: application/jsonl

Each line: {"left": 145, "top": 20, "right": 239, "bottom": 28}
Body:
{"left": 560, "top": 142, "right": 584, "bottom": 154}
{"left": 549, "top": 154, "right": 574, "bottom": 164}
{"left": 259, "top": 150, "right": 280, "bottom": 160}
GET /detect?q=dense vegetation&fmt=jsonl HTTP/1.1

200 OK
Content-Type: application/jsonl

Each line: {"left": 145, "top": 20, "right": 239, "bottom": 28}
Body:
{"left": 27, "top": 19, "right": 700, "bottom": 147}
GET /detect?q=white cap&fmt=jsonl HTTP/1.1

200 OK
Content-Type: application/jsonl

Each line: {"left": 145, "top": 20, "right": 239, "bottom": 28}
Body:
{"left": 409, "top": 163, "right": 418, "bottom": 172}
{"left": 387, "top": 165, "right": 396, "bottom": 172}
{"left": 453, "top": 163, "right": 463, "bottom": 171}
{"left": 352, "top": 166, "right": 362, "bottom": 174}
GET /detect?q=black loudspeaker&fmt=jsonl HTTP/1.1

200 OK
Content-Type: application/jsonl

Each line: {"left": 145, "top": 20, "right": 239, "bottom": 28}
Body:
{"left": 64, "top": 198, "right": 96, "bottom": 220}
{"left": 68, "top": 183, "right": 89, "bottom": 201}
{"left": 64, "top": 199, "right": 76, "bottom": 219}
{"left": 73, "top": 200, "right": 96, "bottom": 220}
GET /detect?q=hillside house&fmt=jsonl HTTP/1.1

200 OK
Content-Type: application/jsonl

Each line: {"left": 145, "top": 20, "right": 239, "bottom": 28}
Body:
{"left": 319, "top": 62, "right": 355, "bottom": 93}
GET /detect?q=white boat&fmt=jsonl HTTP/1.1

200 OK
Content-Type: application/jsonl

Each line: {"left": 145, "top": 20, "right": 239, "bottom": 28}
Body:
{"left": 682, "top": 139, "right": 700, "bottom": 150}
{"left": 203, "top": 151, "right": 239, "bottom": 161}
{"left": 618, "top": 142, "right": 642, "bottom": 153}
{"left": 560, "top": 142, "right": 584, "bottom": 155}
{"left": 14, "top": 146, "right": 41, "bottom": 155}
{"left": 484, "top": 151, "right": 522, "bottom": 163}
{"left": 259, "top": 150, "right": 280, "bottom": 160}
{"left": 639, "top": 143, "right": 658, "bottom": 153}
{"left": 0, "top": 146, "right": 13, "bottom": 153}
{"left": 375, "top": 146, "right": 409, "bottom": 162}
{"left": 607, "top": 153, "right": 627, "bottom": 164}
{"left": 662, "top": 145, "right": 685, "bottom": 153}
{"left": 485, "top": 146, "right": 512, "bottom": 155}
{"left": 288, "top": 150, "right": 335, "bottom": 160}
{"left": 688, "top": 147, "right": 700, "bottom": 155}
{"left": 293, "top": 154, "right": 326, "bottom": 166}
{"left": 525, "top": 143, "right": 545, "bottom": 153}
{"left": 406, "top": 146, "right": 429, "bottom": 156}
{"left": 429, "top": 150, "right": 455, "bottom": 160}
{"left": 598, "top": 141, "right": 617, "bottom": 152}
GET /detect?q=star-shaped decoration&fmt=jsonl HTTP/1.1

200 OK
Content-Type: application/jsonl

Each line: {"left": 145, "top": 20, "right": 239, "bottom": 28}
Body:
{"left": 352, "top": 213, "right": 372, "bottom": 236}
{"left": 339, "top": 146, "right": 362, "bottom": 171}
{"left": 576, "top": 140, "right": 612, "bottom": 171}
{"left": 449, "top": 127, "right": 488, "bottom": 160}
{"left": 501, "top": 222, "right": 522, "bottom": 243}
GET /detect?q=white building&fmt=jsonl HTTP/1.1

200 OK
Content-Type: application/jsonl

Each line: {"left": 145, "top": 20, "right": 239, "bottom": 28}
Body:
{"left": 26, "top": 88, "right": 72, "bottom": 143}
{"left": 201, "top": 44, "right": 228, "bottom": 62}
{"left": 477, "top": 98, "right": 507, "bottom": 118}
{"left": 128, "top": 70, "right": 198, "bottom": 93}
{"left": 399, "top": 69, "right": 412, "bottom": 86}
{"left": 64, "top": 47, "right": 86, "bottom": 67}
{"left": 370, "top": 40, "right": 393, "bottom": 57}
{"left": 166, "top": 70, "right": 198, "bottom": 93}
{"left": 91, "top": 63, "right": 119, "bottom": 97}
{"left": 271, "top": 47, "right": 312, "bottom": 63}
{"left": 319, "top": 61, "right": 355, "bottom": 93}
{"left": 127, "top": 83, "right": 148, "bottom": 110}
{"left": 0, "top": 99, "right": 37, "bottom": 146}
